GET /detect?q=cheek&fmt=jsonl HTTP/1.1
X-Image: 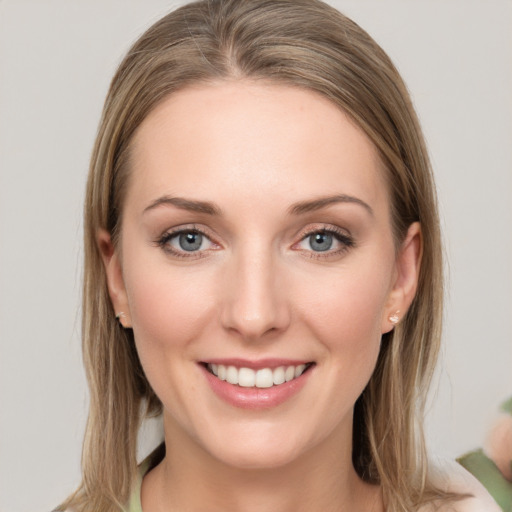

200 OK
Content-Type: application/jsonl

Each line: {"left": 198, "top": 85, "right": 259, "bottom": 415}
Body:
{"left": 122, "top": 259, "right": 221, "bottom": 420}
{"left": 302, "top": 264, "right": 391, "bottom": 343}
{"left": 295, "top": 255, "right": 394, "bottom": 385}
{"left": 122, "top": 254, "right": 217, "bottom": 359}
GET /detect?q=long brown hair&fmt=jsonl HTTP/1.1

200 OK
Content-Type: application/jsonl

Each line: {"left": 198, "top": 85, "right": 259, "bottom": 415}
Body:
{"left": 60, "top": 1, "right": 452, "bottom": 510}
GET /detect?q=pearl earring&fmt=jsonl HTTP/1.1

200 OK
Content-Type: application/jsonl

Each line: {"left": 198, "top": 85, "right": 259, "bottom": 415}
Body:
{"left": 115, "top": 311, "right": 126, "bottom": 326}
{"left": 389, "top": 310, "right": 400, "bottom": 324}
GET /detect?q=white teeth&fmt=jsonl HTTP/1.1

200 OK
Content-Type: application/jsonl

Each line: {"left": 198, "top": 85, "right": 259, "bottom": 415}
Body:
{"left": 255, "top": 368, "right": 273, "bottom": 388}
{"left": 294, "top": 364, "right": 306, "bottom": 378}
{"left": 226, "top": 365, "right": 239, "bottom": 385}
{"left": 238, "top": 367, "right": 256, "bottom": 387}
{"left": 207, "top": 363, "right": 310, "bottom": 388}
{"left": 273, "top": 366, "right": 285, "bottom": 385}
{"left": 285, "top": 365, "right": 295, "bottom": 382}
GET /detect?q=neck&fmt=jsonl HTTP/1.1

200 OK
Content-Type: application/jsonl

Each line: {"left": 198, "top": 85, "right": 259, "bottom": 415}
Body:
{"left": 141, "top": 415, "right": 382, "bottom": 512}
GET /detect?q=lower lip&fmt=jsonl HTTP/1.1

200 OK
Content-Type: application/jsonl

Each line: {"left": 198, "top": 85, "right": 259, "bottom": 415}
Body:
{"left": 200, "top": 365, "right": 313, "bottom": 410}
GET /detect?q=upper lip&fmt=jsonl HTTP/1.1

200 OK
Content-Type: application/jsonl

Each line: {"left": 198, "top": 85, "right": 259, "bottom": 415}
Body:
{"left": 200, "top": 358, "right": 314, "bottom": 370}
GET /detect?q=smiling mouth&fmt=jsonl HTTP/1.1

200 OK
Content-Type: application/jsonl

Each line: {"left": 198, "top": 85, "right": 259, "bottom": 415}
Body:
{"left": 203, "top": 362, "right": 315, "bottom": 389}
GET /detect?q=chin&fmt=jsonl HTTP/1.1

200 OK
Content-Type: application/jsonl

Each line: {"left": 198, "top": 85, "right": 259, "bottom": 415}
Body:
{"left": 210, "top": 442, "right": 305, "bottom": 471}
{"left": 197, "top": 421, "right": 312, "bottom": 470}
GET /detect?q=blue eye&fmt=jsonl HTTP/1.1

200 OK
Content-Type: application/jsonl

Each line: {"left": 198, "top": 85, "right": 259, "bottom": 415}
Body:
{"left": 308, "top": 232, "right": 333, "bottom": 252}
{"left": 296, "top": 228, "right": 354, "bottom": 256}
{"left": 177, "top": 231, "right": 204, "bottom": 251}
{"left": 158, "top": 229, "right": 214, "bottom": 256}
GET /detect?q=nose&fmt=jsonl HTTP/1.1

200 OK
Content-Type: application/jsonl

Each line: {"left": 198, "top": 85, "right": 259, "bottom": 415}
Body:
{"left": 220, "top": 245, "right": 291, "bottom": 341}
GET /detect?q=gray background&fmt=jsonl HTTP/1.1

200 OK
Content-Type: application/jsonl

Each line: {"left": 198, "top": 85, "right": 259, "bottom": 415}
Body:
{"left": 0, "top": 1, "right": 511, "bottom": 511}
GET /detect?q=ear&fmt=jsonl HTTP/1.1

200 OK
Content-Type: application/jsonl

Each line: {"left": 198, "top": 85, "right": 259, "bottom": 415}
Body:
{"left": 381, "top": 222, "right": 422, "bottom": 333}
{"left": 97, "top": 229, "right": 131, "bottom": 328}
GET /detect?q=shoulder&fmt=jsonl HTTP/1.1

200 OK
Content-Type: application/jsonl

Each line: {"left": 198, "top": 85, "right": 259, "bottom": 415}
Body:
{"left": 426, "top": 458, "right": 501, "bottom": 512}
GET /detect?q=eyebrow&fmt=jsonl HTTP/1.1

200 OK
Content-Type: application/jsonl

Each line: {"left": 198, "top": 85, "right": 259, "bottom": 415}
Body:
{"left": 288, "top": 194, "right": 374, "bottom": 216}
{"left": 143, "top": 193, "right": 373, "bottom": 217}
{"left": 143, "top": 196, "right": 221, "bottom": 216}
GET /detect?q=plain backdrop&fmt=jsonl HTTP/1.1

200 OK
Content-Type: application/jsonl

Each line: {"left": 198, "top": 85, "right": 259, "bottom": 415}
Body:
{"left": 0, "top": 1, "right": 511, "bottom": 511}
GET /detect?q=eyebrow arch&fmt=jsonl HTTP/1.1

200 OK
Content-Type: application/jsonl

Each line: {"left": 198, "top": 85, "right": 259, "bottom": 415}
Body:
{"left": 143, "top": 196, "right": 221, "bottom": 216}
{"left": 288, "top": 194, "right": 374, "bottom": 216}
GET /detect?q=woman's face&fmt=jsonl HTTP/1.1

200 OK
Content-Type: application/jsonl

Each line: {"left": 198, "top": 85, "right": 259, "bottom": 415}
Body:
{"left": 101, "top": 82, "right": 420, "bottom": 469}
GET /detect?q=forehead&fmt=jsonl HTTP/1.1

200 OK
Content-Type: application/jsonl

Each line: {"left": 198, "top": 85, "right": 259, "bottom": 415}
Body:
{"left": 127, "top": 81, "right": 388, "bottom": 216}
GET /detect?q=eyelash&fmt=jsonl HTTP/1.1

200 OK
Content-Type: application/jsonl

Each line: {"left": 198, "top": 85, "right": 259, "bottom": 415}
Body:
{"left": 155, "top": 225, "right": 218, "bottom": 259}
{"left": 155, "top": 224, "right": 355, "bottom": 260}
{"left": 293, "top": 225, "right": 355, "bottom": 259}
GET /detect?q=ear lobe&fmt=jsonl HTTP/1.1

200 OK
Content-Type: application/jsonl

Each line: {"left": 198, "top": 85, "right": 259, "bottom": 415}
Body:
{"left": 97, "top": 229, "right": 131, "bottom": 327}
{"left": 382, "top": 222, "right": 422, "bottom": 333}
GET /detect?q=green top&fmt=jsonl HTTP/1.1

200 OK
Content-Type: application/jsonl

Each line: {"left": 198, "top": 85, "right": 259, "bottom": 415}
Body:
{"left": 125, "top": 443, "right": 165, "bottom": 512}
{"left": 457, "top": 396, "right": 512, "bottom": 512}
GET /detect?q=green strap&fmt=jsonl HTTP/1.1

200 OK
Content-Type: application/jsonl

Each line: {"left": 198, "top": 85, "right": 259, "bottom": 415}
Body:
{"left": 458, "top": 449, "right": 512, "bottom": 512}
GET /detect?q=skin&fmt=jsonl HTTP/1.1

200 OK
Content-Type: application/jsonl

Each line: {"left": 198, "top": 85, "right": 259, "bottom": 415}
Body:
{"left": 485, "top": 414, "right": 512, "bottom": 481}
{"left": 99, "top": 81, "right": 423, "bottom": 512}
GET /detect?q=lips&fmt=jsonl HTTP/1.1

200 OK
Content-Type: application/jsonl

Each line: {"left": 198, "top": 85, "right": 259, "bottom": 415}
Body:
{"left": 199, "top": 359, "right": 315, "bottom": 409}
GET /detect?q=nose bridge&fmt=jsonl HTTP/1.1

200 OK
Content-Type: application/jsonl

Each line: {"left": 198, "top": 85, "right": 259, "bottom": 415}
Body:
{"left": 221, "top": 239, "right": 289, "bottom": 339}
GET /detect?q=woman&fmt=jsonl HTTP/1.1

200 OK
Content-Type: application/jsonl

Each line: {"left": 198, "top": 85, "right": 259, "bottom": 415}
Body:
{"left": 57, "top": 0, "right": 498, "bottom": 510}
